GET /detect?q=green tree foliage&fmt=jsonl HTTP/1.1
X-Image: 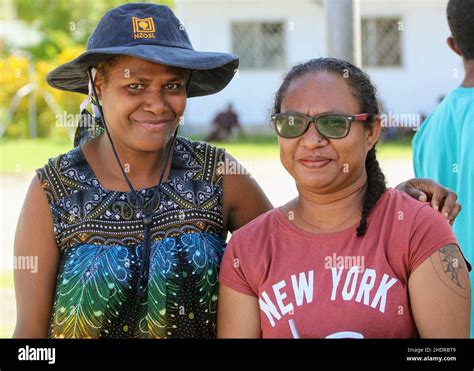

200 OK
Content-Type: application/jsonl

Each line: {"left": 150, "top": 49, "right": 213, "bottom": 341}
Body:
{"left": 14, "top": 0, "right": 174, "bottom": 60}
{"left": 1, "top": 0, "right": 174, "bottom": 139}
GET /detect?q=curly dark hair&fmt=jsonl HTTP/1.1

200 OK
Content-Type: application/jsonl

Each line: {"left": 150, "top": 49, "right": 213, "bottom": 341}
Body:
{"left": 447, "top": 0, "right": 474, "bottom": 60}
{"left": 272, "top": 57, "right": 386, "bottom": 237}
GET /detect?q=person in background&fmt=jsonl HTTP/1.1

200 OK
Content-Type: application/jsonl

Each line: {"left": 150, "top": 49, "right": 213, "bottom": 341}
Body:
{"left": 205, "top": 103, "right": 243, "bottom": 142}
{"left": 413, "top": 0, "right": 474, "bottom": 336}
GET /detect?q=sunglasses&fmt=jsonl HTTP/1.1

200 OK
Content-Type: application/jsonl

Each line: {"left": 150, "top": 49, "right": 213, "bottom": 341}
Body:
{"left": 271, "top": 112, "right": 369, "bottom": 139}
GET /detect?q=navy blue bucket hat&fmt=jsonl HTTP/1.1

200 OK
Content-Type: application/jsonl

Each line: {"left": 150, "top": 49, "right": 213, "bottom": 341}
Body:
{"left": 46, "top": 2, "right": 239, "bottom": 97}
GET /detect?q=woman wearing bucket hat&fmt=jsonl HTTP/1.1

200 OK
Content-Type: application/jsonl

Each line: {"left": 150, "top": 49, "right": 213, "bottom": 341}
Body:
{"left": 13, "top": 3, "right": 463, "bottom": 339}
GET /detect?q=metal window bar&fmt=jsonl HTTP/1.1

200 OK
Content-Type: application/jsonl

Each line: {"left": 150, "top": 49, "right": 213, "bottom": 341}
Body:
{"left": 362, "top": 17, "right": 402, "bottom": 67}
{"left": 232, "top": 22, "right": 285, "bottom": 69}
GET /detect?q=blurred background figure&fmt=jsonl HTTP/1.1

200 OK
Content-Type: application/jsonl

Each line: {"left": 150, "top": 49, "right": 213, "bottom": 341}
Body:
{"left": 205, "top": 103, "right": 243, "bottom": 142}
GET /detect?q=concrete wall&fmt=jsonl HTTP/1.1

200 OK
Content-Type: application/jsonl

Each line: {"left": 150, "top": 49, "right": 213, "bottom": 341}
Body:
{"left": 176, "top": 0, "right": 462, "bottom": 134}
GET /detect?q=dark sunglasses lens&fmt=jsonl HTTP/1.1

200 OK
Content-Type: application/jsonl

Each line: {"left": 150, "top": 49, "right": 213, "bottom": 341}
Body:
{"left": 317, "top": 115, "right": 349, "bottom": 138}
{"left": 275, "top": 115, "right": 307, "bottom": 138}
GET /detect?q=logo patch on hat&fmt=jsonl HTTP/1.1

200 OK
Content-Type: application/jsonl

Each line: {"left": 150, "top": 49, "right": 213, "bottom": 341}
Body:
{"left": 132, "top": 17, "right": 156, "bottom": 39}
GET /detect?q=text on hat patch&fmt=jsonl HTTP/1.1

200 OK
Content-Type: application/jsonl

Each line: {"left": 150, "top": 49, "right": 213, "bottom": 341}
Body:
{"left": 132, "top": 17, "right": 156, "bottom": 39}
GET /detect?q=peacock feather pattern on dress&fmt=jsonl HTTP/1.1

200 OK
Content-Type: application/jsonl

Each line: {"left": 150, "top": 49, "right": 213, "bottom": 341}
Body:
{"left": 36, "top": 137, "right": 227, "bottom": 338}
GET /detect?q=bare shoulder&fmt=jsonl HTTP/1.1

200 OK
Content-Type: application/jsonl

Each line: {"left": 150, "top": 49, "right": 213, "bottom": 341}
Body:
{"left": 222, "top": 152, "right": 268, "bottom": 200}
{"left": 22, "top": 175, "right": 54, "bottom": 225}
{"left": 15, "top": 174, "right": 58, "bottom": 259}
{"left": 222, "top": 151, "right": 273, "bottom": 232}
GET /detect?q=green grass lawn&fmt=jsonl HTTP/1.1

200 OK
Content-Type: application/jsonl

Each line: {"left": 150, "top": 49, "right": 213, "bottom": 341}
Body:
{"left": 213, "top": 135, "right": 413, "bottom": 160}
{"left": 0, "top": 135, "right": 412, "bottom": 173}
{"left": 1, "top": 138, "right": 72, "bottom": 173}
{"left": 0, "top": 271, "right": 14, "bottom": 289}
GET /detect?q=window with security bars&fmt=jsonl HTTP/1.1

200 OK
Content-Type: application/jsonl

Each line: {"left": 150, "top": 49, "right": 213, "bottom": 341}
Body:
{"left": 361, "top": 17, "right": 402, "bottom": 67}
{"left": 232, "top": 22, "right": 286, "bottom": 69}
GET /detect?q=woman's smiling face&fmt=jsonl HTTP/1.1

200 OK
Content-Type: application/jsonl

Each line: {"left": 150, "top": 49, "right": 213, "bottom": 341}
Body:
{"left": 278, "top": 71, "right": 381, "bottom": 194}
{"left": 94, "top": 56, "right": 188, "bottom": 152}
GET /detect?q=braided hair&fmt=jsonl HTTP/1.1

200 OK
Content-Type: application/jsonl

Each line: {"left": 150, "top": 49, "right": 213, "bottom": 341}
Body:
{"left": 273, "top": 58, "right": 386, "bottom": 237}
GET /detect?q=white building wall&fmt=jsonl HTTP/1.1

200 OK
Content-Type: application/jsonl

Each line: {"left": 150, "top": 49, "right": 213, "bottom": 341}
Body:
{"left": 175, "top": 0, "right": 325, "bottom": 130}
{"left": 361, "top": 0, "right": 462, "bottom": 117}
{"left": 176, "top": 0, "right": 463, "bottom": 131}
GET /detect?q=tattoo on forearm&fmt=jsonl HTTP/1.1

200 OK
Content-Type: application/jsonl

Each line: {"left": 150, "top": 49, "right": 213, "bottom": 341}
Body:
{"left": 430, "top": 244, "right": 470, "bottom": 299}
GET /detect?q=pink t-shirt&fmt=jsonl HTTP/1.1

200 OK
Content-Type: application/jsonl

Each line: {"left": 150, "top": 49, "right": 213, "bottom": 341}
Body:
{"left": 219, "top": 188, "right": 459, "bottom": 338}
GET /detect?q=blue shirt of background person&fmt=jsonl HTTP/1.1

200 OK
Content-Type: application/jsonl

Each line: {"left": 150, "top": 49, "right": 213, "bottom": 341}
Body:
{"left": 413, "top": 0, "right": 474, "bottom": 337}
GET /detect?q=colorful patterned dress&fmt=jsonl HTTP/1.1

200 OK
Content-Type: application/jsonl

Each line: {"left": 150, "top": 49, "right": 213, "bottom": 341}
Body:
{"left": 36, "top": 136, "right": 226, "bottom": 338}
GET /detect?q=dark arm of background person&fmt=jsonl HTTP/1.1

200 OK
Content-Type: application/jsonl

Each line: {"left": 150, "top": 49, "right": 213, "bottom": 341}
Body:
{"left": 396, "top": 178, "right": 461, "bottom": 225}
{"left": 13, "top": 176, "right": 59, "bottom": 338}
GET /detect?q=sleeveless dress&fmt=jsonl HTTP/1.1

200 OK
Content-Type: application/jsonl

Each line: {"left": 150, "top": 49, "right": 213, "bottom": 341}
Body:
{"left": 36, "top": 136, "right": 226, "bottom": 338}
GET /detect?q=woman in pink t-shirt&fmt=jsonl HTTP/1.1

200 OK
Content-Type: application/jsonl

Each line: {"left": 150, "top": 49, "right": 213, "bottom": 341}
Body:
{"left": 217, "top": 58, "right": 471, "bottom": 338}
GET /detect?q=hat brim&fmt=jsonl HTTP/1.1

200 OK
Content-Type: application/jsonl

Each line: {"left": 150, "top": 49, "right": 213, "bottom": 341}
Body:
{"left": 46, "top": 45, "right": 239, "bottom": 98}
